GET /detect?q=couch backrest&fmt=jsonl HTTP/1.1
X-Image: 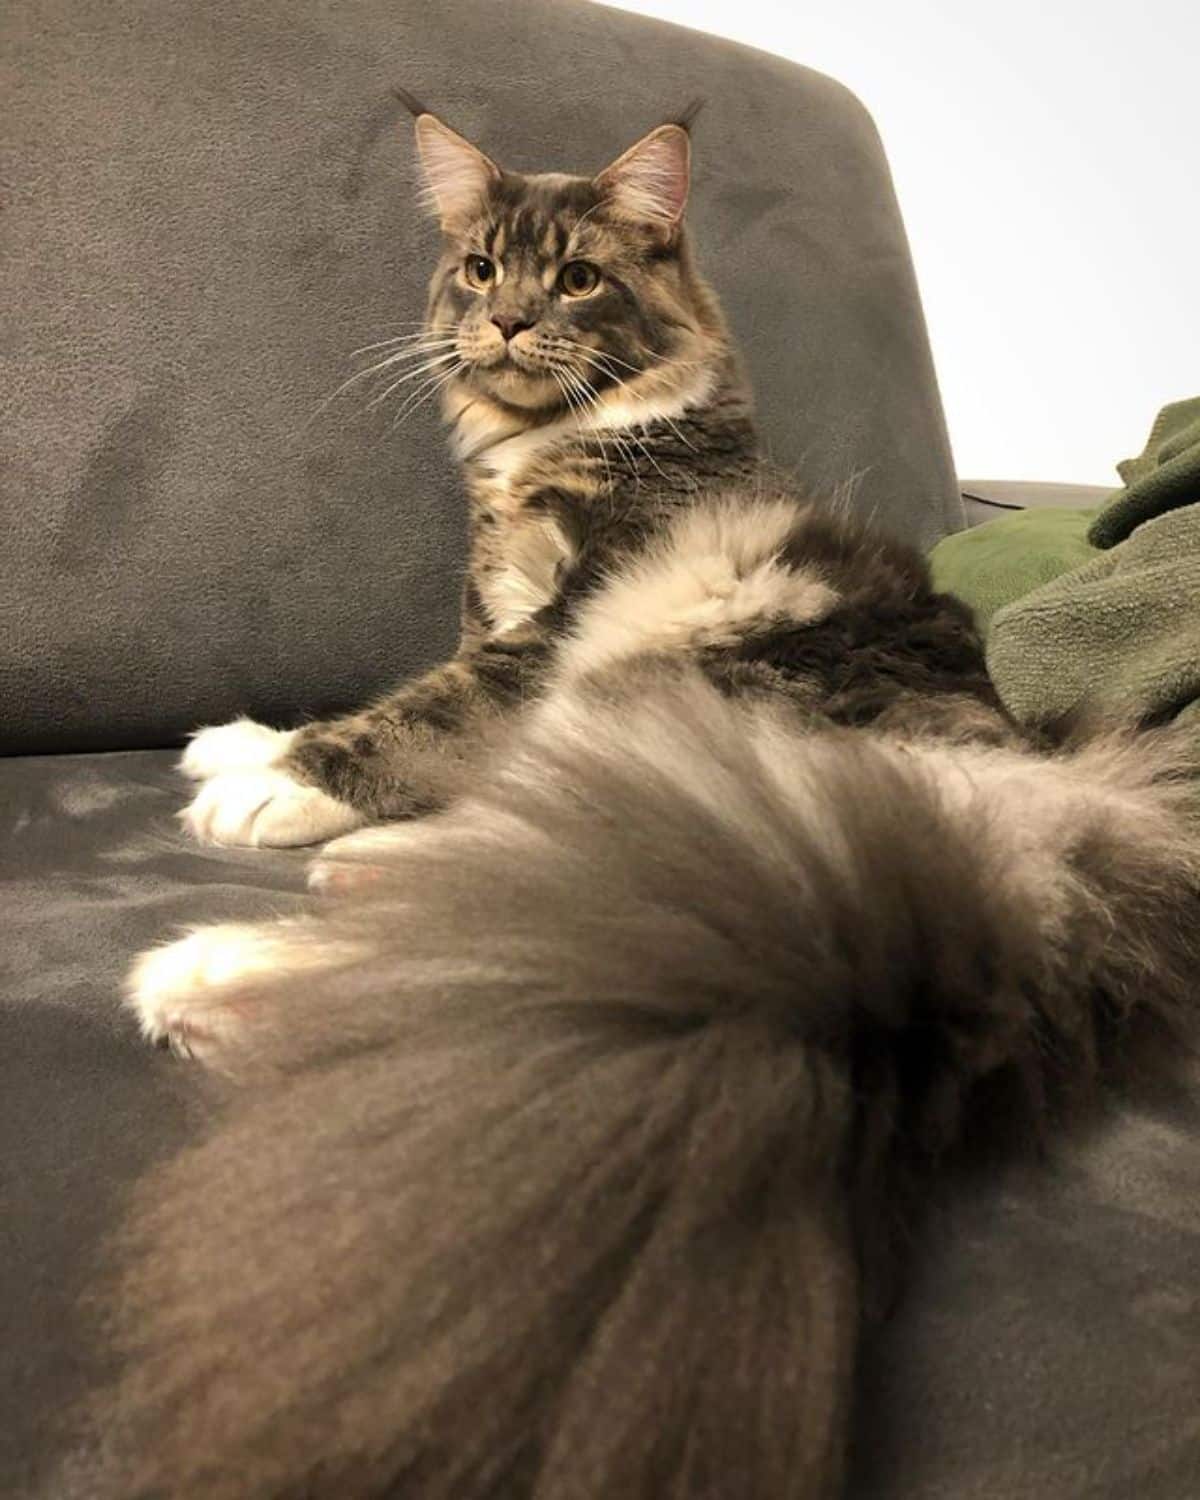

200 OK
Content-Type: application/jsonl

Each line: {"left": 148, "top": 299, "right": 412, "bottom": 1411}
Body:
{"left": 1, "top": 0, "right": 960, "bottom": 754}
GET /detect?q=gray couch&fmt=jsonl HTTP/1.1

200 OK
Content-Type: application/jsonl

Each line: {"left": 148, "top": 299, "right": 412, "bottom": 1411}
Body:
{"left": 3, "top": 1, "right": 1198, "bottom": 1495}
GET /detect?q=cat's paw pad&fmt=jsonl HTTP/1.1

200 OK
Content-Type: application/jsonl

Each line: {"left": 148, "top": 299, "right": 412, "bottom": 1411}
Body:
{"left": 181, "top": 769, "right": 364, "bottom": 848}
{"left": 308, "top": 825, "right": 410, "bottom": 893}
{"left": 181, "top": 718, "right": 297, "bottom": 781}
{"left": 125, "top": 925, "right": 275, "bottom": 1057}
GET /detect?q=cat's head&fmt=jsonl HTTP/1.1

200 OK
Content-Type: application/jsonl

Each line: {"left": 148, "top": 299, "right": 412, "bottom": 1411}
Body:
{"left": 403, "top": 98, "right": 730, "bottom": 423}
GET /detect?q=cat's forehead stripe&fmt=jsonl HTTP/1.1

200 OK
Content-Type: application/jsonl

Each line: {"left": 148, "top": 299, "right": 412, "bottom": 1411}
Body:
{"left": 474, "top": 174, "right": 599, "bottom": 265}
{"left": 540, "top": 220, "right": 562, "bottom": 261}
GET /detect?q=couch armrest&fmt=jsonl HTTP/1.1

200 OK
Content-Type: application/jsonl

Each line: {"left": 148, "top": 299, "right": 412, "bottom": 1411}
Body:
{"left": 960, "top": 479, "right": 1112, "bottom": 528}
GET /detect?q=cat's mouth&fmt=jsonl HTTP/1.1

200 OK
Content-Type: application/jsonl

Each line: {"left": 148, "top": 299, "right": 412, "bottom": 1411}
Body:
{"left": 466, "top": 348, "right": 564, "bottom": 409}
{"left": 472, "top": 341, "right": 544, "bottom": 374}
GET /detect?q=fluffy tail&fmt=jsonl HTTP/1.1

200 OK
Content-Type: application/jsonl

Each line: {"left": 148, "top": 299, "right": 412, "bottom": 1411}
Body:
{"left": 92, "top": 675, "right": 1200, "bottom": 1499}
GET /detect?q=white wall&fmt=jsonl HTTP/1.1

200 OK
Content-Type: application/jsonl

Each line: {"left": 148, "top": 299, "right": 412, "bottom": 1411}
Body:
{"left": 605, "top": 0, "right": 1199, "bottom": 484}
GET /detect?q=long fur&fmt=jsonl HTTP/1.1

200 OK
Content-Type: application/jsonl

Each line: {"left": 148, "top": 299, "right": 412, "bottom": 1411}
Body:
{"left": 92, "top": 673, "right": 1200, "bottom": 1498}
{"left": 92, "top": 106, "right": 1200, "bottom": 1498}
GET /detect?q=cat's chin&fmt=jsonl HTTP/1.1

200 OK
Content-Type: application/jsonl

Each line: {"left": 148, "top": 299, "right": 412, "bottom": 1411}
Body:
{"left": 471, "top": 362, "right": 563, "bottom": 412}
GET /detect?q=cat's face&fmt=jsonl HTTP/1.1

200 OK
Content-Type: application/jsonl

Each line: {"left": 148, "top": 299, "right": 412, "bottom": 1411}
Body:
{"left": 411, "top": 111, "right": 721, "bottom": 416}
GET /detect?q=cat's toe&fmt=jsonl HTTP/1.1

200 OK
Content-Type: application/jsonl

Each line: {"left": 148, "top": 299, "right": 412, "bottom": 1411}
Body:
{"left": 181, "top": 769, "right": 364, "bottom": 848}
{"left": 124, "top": 925, "right": 271, "bottom": 1057}
{"left": 309, "top": 838, "right": 386, "bottom": 894}
{"left": 308, "top": 824, "right": 423, "bottom": 892}
{"left": 180, "top": 718, "right": 297, "bottom": 781}
{"left": 308, "top": 861, "right": 384, "bottom": 894}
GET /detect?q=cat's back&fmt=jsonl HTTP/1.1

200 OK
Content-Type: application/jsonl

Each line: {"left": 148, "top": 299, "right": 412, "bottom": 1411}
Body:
{"left": 700, "top": 495, "right": 1016, "bottom": 743}
{"left": 558, "top": 483, "right": 1017, "bottom": 747}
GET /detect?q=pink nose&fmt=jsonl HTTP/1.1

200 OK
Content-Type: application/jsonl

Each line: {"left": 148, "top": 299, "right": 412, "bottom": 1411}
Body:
{"left": 491, "top": 315, "right": 533, "bottom": 341}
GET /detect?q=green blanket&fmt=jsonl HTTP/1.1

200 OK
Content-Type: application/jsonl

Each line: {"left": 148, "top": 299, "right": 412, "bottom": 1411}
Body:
{"left": 930, "top": 398, "right": 1200, "bottom": 733}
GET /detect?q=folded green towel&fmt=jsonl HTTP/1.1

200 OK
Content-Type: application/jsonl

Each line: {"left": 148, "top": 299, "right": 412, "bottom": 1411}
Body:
{"left": 1089, "top": 396, "right": 1200, "bottom": 548}
{"left": 988, "top": 505, "right": 1200, "bottom": 728}
{"left": 929, "top": 506, "right": 1099, "bottom": 633}
{"left": 931, "top": 400, "right": 1200, "bottom": 734}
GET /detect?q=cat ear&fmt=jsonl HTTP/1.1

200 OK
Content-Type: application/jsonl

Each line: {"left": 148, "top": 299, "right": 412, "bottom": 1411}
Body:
{"left": 411, "top": 112, "right": 500, "bottom": 231}
{"left": 593, "top": 124, "right": 691, "bottom": 238}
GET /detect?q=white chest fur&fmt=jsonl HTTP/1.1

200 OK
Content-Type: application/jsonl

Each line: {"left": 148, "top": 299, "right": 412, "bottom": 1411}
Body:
{"left": 450, "top": 366, "right": 720, "bottom": 634}
{"left": 479, "top": 509, "right": 573, "bottom": 633}
{"left": 459, "top": 407, "right": 581, "bottom": 634}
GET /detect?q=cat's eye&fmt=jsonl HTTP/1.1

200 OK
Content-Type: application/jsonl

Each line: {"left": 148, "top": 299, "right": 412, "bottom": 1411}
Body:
{"left": 464, "top": 254, "right": 496, "bottom": 290}
{"left": 558, "top": 261, "right": 601, "bottom": 298}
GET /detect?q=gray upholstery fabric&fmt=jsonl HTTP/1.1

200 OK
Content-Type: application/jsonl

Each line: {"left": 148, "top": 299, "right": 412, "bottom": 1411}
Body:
{"left": 4, "top": 751, "right": 1198, "bottom": 1495}
{"left": 3, "top": 0, "right": 959, "bottom": 756}
{"left": 1, "top": 753, "right": 307, "bottom": 1496}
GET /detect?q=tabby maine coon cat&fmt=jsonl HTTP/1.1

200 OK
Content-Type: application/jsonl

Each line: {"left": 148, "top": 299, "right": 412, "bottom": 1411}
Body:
{"left": 101, "top": 101, "right": 1200, "bottom": 1499}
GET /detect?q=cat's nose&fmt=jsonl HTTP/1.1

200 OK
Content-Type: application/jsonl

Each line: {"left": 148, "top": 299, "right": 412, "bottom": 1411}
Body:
{"left": 491, "top": 315, "right": 534, "bottom": 342}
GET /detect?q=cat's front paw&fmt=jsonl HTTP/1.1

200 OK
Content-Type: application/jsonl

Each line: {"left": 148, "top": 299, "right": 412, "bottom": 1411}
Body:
{"left": 181, "top": 717, "right": 297, "bottom": 781}
{"left": 182, "top": 768, "right": 365, "bottom": 848}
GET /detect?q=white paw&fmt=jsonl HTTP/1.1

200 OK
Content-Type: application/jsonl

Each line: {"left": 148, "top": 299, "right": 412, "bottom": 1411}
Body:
{"left": 181, "top": 718, "right": 297, "bottom": 781}
{"left": 124, "top": 924, "right": 281, "bottom": 1057}
{"left": 181, "top": 768, "right": 365, "bottom": 848}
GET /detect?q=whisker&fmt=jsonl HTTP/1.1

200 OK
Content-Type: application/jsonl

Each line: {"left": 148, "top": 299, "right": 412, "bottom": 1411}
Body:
{"left": 551, "top": 345, "right": 648, "bottom": 416}
{"left": 544, "top": 335, "right": 663, "bottom": 378}
{"left": 563, "top": 366, "right": 641, "bottom": 482}
{"left": 548, "top": 334, "right": 708, "bottom": 396}
{"left": 548, "top": 337, "right": 702, "bottom": 454}
{"left": 356, "top": 319, "right": 447, "bottom": 333}
{"left": 349, "top": 329, "right": 457, "bottom": 357}
{"left": 568, "top": 362, "right": 675, "bottom": 485}
{"left": 363, "top": 352, "right": 462, "bottom": 414}
{"left": 553, "top": 364, "right": 614, "bottom": 492}
{"left": 543, "top": 336, "right": 641, "bottom": 380}
{"left": 548, "top": 366, "right": 580, "bottom": 432}
{"left": 311, "top": 356, "right": 443, "bottom": 422}
{"left": 307, "top": 341, "right": 461, "bottom": 426}
{"left": 385, "top": 365, "right": 460, "bottom": 429}
{"left": 389, "top": 362, "right": 465, "bottom": 431}
{"left": 353, "top": 339, "right": 461, "bottom": 369}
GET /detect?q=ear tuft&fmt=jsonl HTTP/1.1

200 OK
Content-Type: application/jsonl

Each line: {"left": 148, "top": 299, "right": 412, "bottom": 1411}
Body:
{"left": 673, "top": 97, "right": 705, "bottom": 132}
{"left": 594, "top": 123, "right": 691, "bottom": 238}
{"left": 411, "top": 113, "right": 500, "bottom": 232}
{"left": 392, "top": 85, "right": 431, "bottom": 119}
